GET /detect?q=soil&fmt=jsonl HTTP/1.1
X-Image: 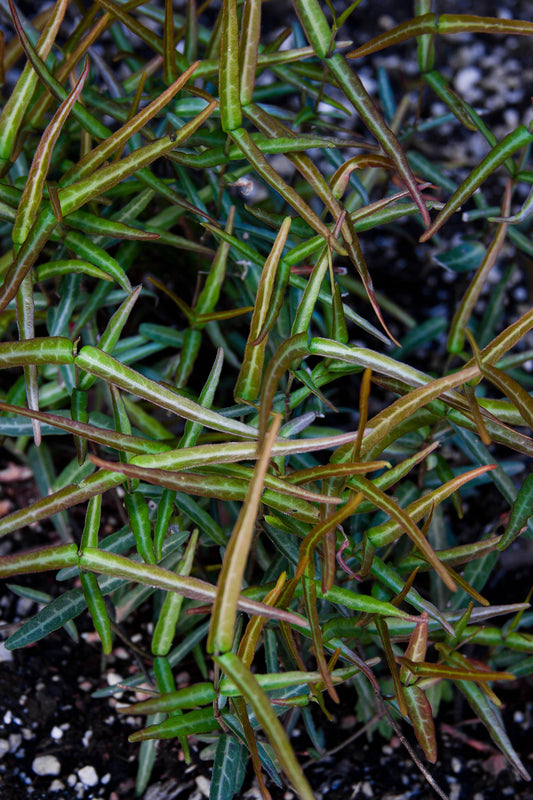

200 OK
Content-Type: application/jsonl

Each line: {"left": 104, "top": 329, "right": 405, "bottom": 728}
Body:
{"left": 0, "top": 619, "right": 532, "bottom": 800}
{"left": 1, "top": 1, "right": 533, "bottom": 799}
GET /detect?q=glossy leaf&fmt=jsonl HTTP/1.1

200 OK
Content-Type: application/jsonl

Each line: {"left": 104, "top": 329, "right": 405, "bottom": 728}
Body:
{"left": 498, "top": 474, "right": 533, "bottom": 551}
{"left": 152, "top": 530, "right": 198, "bottom": 656}
{"left": 348, "top": 13, "right": 533, "bottom": 59}
{"left": 235, "top": 217, "right": 291, "bottom": 402}
{"left": 0, "top": 337, "right": 74, "bottom": 367}
{"left": 208, "top": 415, "right": 281, "bottom": 654}
{"left": 420, "top": 126, "right": 533, "bottom": 241}
{"left": 403, "top": 684, "right": 437, "bottom": 763}
{"left": 0, "top": 0, "right": 68, "bottom": 168}
{"left": 75, "top": 346, "right": 257, "bottom": 439}
{"left": 215, "top": 652, "right": 315, "bottom": 800}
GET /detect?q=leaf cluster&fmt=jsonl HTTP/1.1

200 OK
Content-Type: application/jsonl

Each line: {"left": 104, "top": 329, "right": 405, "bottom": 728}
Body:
{"left": 1, "top": 1, "right": 533, "bottom": 798}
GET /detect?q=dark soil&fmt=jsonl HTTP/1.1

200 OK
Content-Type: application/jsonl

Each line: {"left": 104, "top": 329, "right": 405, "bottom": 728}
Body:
{"left": 1, "top": 627, "right": 532, "bottom": 800}
{"left": 2, "top": 1, "right": 533, "bottom": 799}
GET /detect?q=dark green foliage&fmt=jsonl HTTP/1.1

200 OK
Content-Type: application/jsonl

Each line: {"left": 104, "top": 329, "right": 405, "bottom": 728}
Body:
{"left": 1, "top": 2, "right": 533, "bottom": 798}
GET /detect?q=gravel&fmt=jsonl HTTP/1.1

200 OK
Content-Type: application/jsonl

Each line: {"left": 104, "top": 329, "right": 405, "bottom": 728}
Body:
{"left": 1, "top": 2, "right": 532, "bottom": 799}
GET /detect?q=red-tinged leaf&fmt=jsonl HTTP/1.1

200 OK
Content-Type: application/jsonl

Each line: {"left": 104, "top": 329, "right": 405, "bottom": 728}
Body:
{"left": 0, "top": 0, "right": 68, "bottom": 167}
{"left": 347, "top": 13, "right": 533, "bottom": 59}
{"left": 258, "top": 333, "right": 309, "bottom": 443}
{"left": 443, "top": 650, "right": 531, "bottom": 780}
{"left": 375, "top": 617, "right": 407, "bottom": 715}
{"left": 403, "top": 684, "right": 437, "bottom": 763}
{"left": 327, "top": 53, "right": 431, "bottom": 228}
{"left": 302, "top": 573, "right": 339, "bottom": 703}
{"left": 234, "top": 217, "right": 292, "bottom": 403}
{"left": 398, "top": 657, "right": 515, "bottom": 684}
{"left": 207, "top": 415, "right": 281, "bottom": 654}
{"left": 349, "top": 475, "right": 457, "bottom": 591}
{"left": 288, "top": 461, "right": 389, "bottom": 485}
{"left": 63, "top": 62, "right": 200, "bottom": 184}
{"left": 12, "top": 59, "right": 89, "bottom": 248}
{"left": 420, "top": 125, "right": 533, "bottom": 241}
{"left": 400, "top": 613, "right": 428, "bottom": 685}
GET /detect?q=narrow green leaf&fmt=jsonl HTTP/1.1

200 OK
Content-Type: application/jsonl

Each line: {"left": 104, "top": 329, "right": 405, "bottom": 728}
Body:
{"left": 435, "top": 239, "right": 486, "bottom": 273}
{"left": 36, "top": 259, "right": 113, "bottom": 282}
{"left": 327, "top": 53, "right": 430, "bottom": 227}
{"left": 80, "top": 571, "right": 113, "bottom": 654}
{"left": 12, "top": 59, "right": 89, "bottom": 249}
{"left": 258, "top": 333, "right": 309, "bottom": 443}
{"left": 0, "top": 337, "right": 74, "bottom": 367}
{"left": 347, "top": 13, "right": 533, "bottom": 59}
{"left": 124, "top": 492, "right": 155, "bottom": 564}
{"left": 215, "top": 652, "right": 315, "bottom": 800}
{"left": 420, "top": 126, "right": 533, "bottom": 241}
{"left": 220, "top": 0, "right": 241, "bottom": 131}
{"left": 403, "top": 685, "right": 437, "bottom": 763}
{"left": 153, "top": 488, "right": 176, "bottom": 561}
{"left": 211, "top": 735, "right": 248, "bottom": 800}
{"left": 292, "top": 0, "right": 332, "bottom": 59}
{"left": 239, "top": 0, "right": 261, "bottom": 107}
{"left": 498, "top": 474, "right": 533, "bottom": 551}
{"left": 75, "top": 346, "right": 257, "bottom": 439}
{"left": 0, "top": 0, "right": 68, "bottom": 167}
{"left": 129, "top": 707, "right": 219, "bottom": 742}
{"left": 208, "top": 415, "right": 281, "bottom": 654}
{"left": 152, "top": 530, "right": 198, "bottom": 656}
{"left": 235, "top": 216, "right": 292, "bottom": 402}
{"left": 80, "top": 495, "right": 102, "bottom": 550}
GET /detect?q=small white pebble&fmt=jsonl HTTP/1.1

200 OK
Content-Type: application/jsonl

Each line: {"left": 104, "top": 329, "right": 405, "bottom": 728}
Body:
{"left": 3, "top": 711, "right": 12, "bottom": 725}
{"left": 22, "top": 728, "right": 33, "bottom": 741}
{"left": 50, "top": 726, "right": 63, "bottom": 741}
{"left": 32, "top": 755, "right": 61, "bottom": 776}
{"left": 67, "top": 773, "right": 78, "bottom": 787}
{"left": 78, "top": 765, "right": 99, "bottom": 787}
{"left": 9, "top": 733, "right": 22, "bottom": 752}
{"left": 0, "top": 739, "right": 10, "bottom": 758}
{"left": 195, "top": 775, "right": 211, "bottom": 798}
{"left": 451, "top": 756, "right": 462, "bottom": 773}
{"left": 0, "top": 642, "right": 13, "bottom": 663}
{"left": 106, "top": 671, "right": 123, "bottom": 687}
{"left": 514, "top": 710, "right": 524, "bottom": 723}
{"left": 50, "top": 779, "right": 65, "bottom": 792}
{"left": 449, "top": 784, "right": 461, "bottom": 800}
{"left": 361, "top": 781, "right": 374, "bottom": 798}
{"left": 82, "top": 730, "right": 93, "bottom": 748}
{"left": 454, "top": 66, "right": 481, "bottom": 98}
{"left": 101, "top": 773, "right": 111, "bottom": 785}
